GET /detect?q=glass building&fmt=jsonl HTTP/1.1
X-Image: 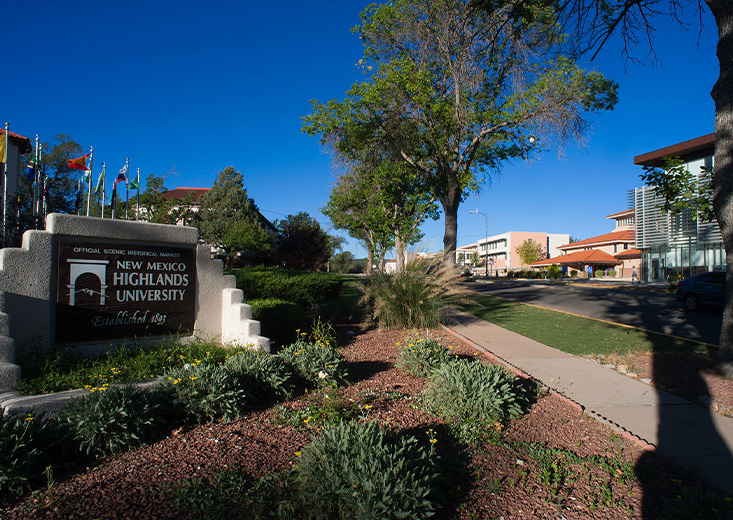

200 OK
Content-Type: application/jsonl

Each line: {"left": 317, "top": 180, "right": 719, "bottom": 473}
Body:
{"left": 633, "top": 133, "right": 723, "bottom": 282}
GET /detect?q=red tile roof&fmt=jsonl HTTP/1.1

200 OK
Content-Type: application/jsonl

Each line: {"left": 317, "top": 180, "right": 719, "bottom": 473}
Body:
{"left": 0, "top": 129, "right": 32, "bottom": 154}
{"left": 614, "top": 248, "right": 642, "bottom": 259}
{"left": 531, "top": 249, "right": 621, "bottom": 267}
{"left": 558, "top": 230, "right": 635, "bottom": 250}
{"left": 606, "top": 209, "right": 634, "bottom": 219}
{"left": 163, "top": 187, "right": 210, "bottom": 203}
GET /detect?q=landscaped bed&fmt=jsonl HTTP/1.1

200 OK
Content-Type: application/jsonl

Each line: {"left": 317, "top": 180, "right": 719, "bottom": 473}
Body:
{"left": 2, "top": 326, "right": 731, "bottom": 519}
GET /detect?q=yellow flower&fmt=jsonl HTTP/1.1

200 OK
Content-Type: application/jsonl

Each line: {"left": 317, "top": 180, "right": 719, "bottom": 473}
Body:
{"left": 25, "top": 416, "right": 34, "bottom": 421}
{"left": 189, "top": 376, "right": 198, "bottom": 380}
{"left": 295, "top": 451, "right": 302, "bottom": 456}
{"left": 430, "top": 438, "right": 437, "bottom": 444}
{"left": 364, "top": 405, "right": 372, "bottom": 410}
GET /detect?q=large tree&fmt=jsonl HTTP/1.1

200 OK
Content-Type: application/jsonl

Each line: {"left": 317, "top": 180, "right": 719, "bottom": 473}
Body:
{"left": 304, "top": 0, "right": 618, "bottom": 267}
{"left": 324, "top": 155, "right": 439, "bottom": 275}
{"left": 274, "top": 212, "right": 331, "bottom": 271}
{"left": 553, "top": 0, "right": 733, "bottom": 375}
{"left": 38, "top": 134, "right": 85, "bottom": 215}
{"left": 196, "top": 166, "right": 259, "bottom": 248}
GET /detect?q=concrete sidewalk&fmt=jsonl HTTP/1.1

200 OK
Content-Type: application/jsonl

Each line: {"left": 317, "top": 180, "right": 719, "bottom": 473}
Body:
{"left": 443, "top": 310, "right": 733, "bottom": 493}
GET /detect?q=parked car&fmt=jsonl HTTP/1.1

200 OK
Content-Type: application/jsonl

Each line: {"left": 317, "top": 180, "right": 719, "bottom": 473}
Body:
{"left": 675, "top": 271, "right": 725, "bottom": 311}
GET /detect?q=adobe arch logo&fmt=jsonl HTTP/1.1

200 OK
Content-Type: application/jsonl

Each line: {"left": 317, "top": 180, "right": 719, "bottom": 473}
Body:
{"left": 65, "top": 258, "right": 109, "bottom": 307}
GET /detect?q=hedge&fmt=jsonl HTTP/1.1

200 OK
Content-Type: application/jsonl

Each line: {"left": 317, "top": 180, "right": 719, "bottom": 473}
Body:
{"left": 235, "top": 267, "right": 343, "bottom": 306}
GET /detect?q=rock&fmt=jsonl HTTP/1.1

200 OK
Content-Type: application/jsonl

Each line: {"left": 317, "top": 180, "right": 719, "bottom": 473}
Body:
{"left": 641, "top": 378, "right": 652, "bottom": 384}
{"left": 627, "top": 373, "right": 638, "bottom": 379}
{"left": 617, "top": 365, "right": 628, "bottom": 374}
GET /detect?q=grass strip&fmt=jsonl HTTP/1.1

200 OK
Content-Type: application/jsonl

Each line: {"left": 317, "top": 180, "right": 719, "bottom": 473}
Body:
{"left": 464, "top": 294, "right": 709, "bottom": 357}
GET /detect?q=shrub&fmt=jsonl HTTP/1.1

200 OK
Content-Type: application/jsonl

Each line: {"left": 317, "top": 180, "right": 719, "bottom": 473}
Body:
{"left": 161, "top": 363, "right": 252, "bottom": 423}
{"left": 360, "top": 259, "right": 476, "bottom": 329}
{"left": 235, "top": 268, "right": 343, "bottom": 305}
{"left": 396, "top": 336, "right": 453, "bottom": 377}
{"left": 423, "top": 358, "right": 534, "bottom": 435}
{"left": 249, "top": 298, "right": 305, "bottom": 350}
{"left": 609, "top": 269, "right": 617, "bottom": 278}
{"left": 547, "top": 264, "right": 562, "bottom": 280}
{"left": 0, "top": 412, "right": 65, "bottom": 497}
{"left": 279, "top": 339, "right": 349, "bottom": 388}
{"left": 595, "top": 270, "right": 604, "bottom": 278}
{"left": 296, "top": 421, "right": 442, "bottom": 520}
{"left": 224, "top": 348, "right": 295, "bottom": 401}
{"left": 570, "top": 270, "right": 578, "bottom": 278}
{"left": 61, "top": 385, "right": 171, "bottom": 458}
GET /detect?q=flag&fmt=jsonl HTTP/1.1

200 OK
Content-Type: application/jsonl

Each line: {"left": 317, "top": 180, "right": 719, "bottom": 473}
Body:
{"left": 94, "top": 171, "right": 105, "bottom": 195}
{"left": 27, "top": 159, "right": 37, "bottom": 183}
{"left": 115, "top": 172, "right": 127, "bottom": 185}
{"left": 0, "top": 130, "right": 6, "bottom": 164}
{"left": 111, "top": 183, "right": 117, "bottom": 207}
{"left": 82, "top": 170, "right": 91, "bottom": 184}
{"left": 68, "top": 153, "right": 90, "bottom": 171}
{"left": 128, "top": 172, "right": 140, "bottom": 190}
{"left": 119, "top": 163, "right": 128, "bottom": 176}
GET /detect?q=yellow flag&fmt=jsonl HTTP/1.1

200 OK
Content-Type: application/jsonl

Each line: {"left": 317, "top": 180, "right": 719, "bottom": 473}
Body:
{"left": 0, "top": 131, "right": 6, "bottom": 164}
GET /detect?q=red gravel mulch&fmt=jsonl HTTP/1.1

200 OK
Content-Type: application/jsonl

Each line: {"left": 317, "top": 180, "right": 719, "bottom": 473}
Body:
{"left": 1, "top": 327, "right": 722, "bottom": 519}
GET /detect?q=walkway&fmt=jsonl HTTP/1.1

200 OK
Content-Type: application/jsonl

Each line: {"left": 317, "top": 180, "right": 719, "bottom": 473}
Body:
{"left": 443, "top": 310, "right": 733, "bottom": 493}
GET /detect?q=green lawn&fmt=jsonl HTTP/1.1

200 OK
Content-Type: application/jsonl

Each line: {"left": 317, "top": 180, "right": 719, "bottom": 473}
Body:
{"left": 464, "top": 294, "right": 710, "bottom": 357}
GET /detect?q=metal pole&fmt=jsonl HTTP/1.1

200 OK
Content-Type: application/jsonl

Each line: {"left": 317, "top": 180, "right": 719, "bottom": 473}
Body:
{"left": 86, "top": 147, "right": 94, "bottom": 216}
{"left": 125, "top": 158, "right": 129, "bottom": 220}
{"left": 3, "top": 123, "right": 9, "bottom": 246}
{"left": 136, "top": 167, "right": 140, "bottom": 221}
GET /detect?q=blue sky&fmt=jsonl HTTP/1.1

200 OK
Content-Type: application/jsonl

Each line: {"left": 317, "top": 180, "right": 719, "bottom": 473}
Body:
{"left": 2, "top": 0, "right": 719, "bottom": 257}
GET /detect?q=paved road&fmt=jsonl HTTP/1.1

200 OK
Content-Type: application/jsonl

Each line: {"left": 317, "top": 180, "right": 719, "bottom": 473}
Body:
{"left": 468, "top": 280, "right": 722, "bottom": 345}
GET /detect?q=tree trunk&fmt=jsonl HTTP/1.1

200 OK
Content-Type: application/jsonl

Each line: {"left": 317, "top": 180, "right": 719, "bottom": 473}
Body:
{"left": 366, "top": 244, "right": 374, "bottom": 276}
{"left": 395, "top": 232, "right": 406, "bottom": 275}
{"left": 440, "top": 186, "right": 461, "bottom": 267}
{"left": 708, "top": 0, "right": 733, "bottom": 377}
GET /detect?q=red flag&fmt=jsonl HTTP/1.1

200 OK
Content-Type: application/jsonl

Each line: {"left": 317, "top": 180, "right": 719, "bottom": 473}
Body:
{"left": 67, "top": 153, "right": 90, "bottom": 171}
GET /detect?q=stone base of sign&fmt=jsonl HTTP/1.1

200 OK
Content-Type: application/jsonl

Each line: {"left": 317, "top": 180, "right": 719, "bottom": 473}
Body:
{"left": 0, "top": 213, "right": 270, "bottom": 390}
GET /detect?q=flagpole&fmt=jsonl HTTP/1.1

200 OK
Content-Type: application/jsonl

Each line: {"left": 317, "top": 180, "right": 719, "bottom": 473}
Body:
{"left": 101, "top": 163, "right": 106, "bottom": 218}
{"left": 125, "top": 158, "right": 129, "bottom": 220}
{"left": 3, "top": 122, "right": 9, "bottom": 246}
{"left": 86, "top": 147, "right": 94, "bottom": 216}
{"left": 37, "top": 143, "right": 43, "bottom": 228}
{"left": 136, "top": 167, "right": 140, "bottom": 221}
{"left": 32, "top": 135, "right": 39, "bottom": 225}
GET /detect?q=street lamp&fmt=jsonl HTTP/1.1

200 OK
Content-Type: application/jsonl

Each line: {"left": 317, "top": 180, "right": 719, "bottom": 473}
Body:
{"left": 469, "top": 209, "right": 488, "bottom": 278}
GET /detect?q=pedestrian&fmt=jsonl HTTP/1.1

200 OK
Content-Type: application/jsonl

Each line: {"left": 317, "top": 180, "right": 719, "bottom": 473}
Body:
{"left": 632, "top": 266, "right": 639, "bottom": 284}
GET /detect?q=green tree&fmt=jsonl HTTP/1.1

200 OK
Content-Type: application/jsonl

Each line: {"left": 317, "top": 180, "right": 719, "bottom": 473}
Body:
{"left": 331, "top": 251, "right": 355, "bottom": 273}
{"left": 39, "top": 134, "right": 85, "bottom": 215}
{"left": 640, "top": 157, "right": 714, "bottom": 222}
{"left": 274, "top": 212, "right": 330, "bottom": 271}
{"left": 222, "top": 215, "right": 275, "bottom": 267}
{"left": 304, "top": 0, "right": 618, "bottom": 267}
{"left": 195, "top": 166, "right": 259, "bottom": 252}
{"left": 137, "top": 172, "right": 194, "bottom": 224}
{"left": 323, "top": 171, "right": 394, "bottom": 275}
{"left": 554, "top": 0, "right": 733, "bottom": 375}
{"left": 515, "top": 238, "right": 544, "bottom": 265}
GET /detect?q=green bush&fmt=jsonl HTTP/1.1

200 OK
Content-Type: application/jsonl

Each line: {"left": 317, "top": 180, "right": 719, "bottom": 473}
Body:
{"left": 571, "top": 270, "right": 578, "bottom": 278}
{"left": 61, "top": 385, "right": 171, "bottom": 458}
{"left": 279, "top": 339, "right": 349, "bottom": 388}
{"left": 224, "top": 348, "right": 295, "bottom": 401}
{"left": 296, "top": 421, "right": 442, "bottom": 520}
{"left": 547, "top": 264, "right": 562, "bottom": 280}
{"left": 249, "top": 298, "right": 305, "bottom": 350}
{"left": 396, "top": 336, "right": 454, "bottom": 377}
{"left": 0, "top": 412, "right": 65, "bottom": 497}
{"left": 235, "top": 267, "right": 343, "bottom": 305}
{"left": 423, "top": 358, "right": 534, "bottom": 434}
{"left": 595, "top": 270, "right": 605, "bottom": 278}
{"left": 664, "top": 483, "right": 733, "bottom": 519}
{"left": 609, "top": 269, "right": 617, "bottom": 278}
{"left": 161, "top": 363, "right": 252, "bottom": 423}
